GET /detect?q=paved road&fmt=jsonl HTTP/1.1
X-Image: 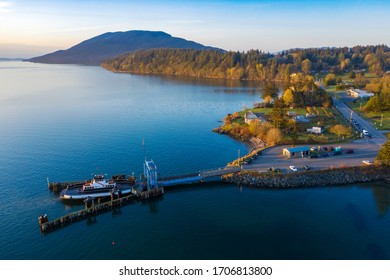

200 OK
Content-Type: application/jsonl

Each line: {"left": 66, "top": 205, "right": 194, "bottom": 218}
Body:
{"left": 244, "top": 141, "right": 380, "bottom": 173}
{"left": 332, "top": 96, "right": 387, "bottom": 146}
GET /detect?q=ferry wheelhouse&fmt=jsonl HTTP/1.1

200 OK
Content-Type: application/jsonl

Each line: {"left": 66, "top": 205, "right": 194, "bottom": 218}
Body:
{"left": 82, "top": 174, "right": 117, "bottom": 192}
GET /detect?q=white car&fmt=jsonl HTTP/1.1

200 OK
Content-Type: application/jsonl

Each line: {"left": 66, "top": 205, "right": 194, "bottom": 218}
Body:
{"left": 362, "top": 160, "right": 373, "bottom": 165}
{"left": 289, "top": 166, "right": 298, "bottom": 172}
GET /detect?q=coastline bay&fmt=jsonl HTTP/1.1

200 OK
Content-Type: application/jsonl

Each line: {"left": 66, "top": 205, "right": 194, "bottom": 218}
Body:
{"left": 0, "top": 61, "right": 390, "bottom": 260}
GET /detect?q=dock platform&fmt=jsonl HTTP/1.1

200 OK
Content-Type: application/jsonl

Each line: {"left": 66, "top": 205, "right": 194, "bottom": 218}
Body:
{"left": 38, "top": 187, "right": 164, "bottom": 233}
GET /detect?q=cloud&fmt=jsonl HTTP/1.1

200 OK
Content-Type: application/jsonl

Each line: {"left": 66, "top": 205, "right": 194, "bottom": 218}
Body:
{"left": 0, "top": 1, "right": 12, "bottom": 13}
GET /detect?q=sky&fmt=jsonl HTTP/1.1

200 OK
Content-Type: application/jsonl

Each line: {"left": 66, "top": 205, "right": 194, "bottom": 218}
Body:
{"left": 1, "top": 0, "right": 390, "bottom": 58}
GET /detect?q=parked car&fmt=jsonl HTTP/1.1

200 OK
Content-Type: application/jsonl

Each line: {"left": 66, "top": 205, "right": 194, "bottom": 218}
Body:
{"left": 269, "top": 167, "right": 281, "bottom": 173}
{"left": 362, "top": 160, "right": 373, "bottom": 165}
{"left": 289, "top": 166, "right": 298, "bottom": 172}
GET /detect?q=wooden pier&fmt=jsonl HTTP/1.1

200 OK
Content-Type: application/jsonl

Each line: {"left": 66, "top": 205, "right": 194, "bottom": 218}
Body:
{"left": 38, "top": 187, "right": 164, "bottom": 233}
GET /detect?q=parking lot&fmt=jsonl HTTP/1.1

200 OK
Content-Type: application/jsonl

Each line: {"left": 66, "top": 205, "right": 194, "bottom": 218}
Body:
{"left": 243, "top": 140, "right": 381, "bottom": 173}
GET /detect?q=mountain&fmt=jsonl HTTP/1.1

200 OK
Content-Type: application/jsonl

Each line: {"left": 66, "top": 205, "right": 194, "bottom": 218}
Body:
{"left": 27, "top": 30, "right": 220, "bottom": 65}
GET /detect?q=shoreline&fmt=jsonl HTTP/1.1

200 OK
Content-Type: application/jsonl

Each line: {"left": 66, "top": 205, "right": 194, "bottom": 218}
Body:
{"left": 223, "top": 165, "right": 390, "bottom": 188}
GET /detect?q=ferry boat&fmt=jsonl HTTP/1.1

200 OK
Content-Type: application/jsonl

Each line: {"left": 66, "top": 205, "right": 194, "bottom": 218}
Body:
{"left": 60, "top": 174, "right": 134, "bottom": 200}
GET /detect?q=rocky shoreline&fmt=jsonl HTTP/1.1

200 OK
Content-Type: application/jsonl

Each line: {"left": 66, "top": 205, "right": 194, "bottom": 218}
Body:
{"left": 223, "top": 165, "right": 390, "bottom": 188}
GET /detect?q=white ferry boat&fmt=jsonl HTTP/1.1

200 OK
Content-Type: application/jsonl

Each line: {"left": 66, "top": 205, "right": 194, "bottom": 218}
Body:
{"left": 60, "top": 174, "right": 133, "bottom": 200}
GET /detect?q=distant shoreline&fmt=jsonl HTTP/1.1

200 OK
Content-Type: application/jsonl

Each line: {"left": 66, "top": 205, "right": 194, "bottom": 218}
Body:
{"left": 0, "top": 58, "right": 24, "bottom": 61}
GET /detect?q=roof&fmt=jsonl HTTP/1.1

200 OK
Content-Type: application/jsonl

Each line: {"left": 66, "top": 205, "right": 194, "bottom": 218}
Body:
{"left": 283, "top": 146, "right": 310, "bottom": 153}
{"left": 245, "top": 111, "right": 258, "bottom": 119}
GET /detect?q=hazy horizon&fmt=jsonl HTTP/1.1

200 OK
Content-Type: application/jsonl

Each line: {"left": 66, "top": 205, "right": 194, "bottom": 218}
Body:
{"left": 1, "top": 0, "right": 390, "bottom": 58}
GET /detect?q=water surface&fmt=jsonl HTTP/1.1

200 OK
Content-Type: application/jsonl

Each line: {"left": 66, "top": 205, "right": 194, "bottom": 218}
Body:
{"left": 0, "top": 61, "right": 389, "bottom": 260}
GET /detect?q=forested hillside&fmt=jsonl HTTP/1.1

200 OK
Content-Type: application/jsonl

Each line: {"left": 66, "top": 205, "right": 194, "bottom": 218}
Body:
{"left": 102, "top": 45, "right": 390, "bottom": 80}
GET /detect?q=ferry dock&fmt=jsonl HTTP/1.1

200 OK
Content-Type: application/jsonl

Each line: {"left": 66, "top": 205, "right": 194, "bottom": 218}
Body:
{"left": 38, "top": 187, "right": 164, "bottom": 233}
{"left": 39, "top": 160, "right": 240, "bottom": 233}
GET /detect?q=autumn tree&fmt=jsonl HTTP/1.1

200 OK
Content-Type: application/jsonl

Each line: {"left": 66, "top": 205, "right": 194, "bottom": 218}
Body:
{"left": 329, "top": 124, "right": 352, "bottom": 137}
{"left": 256, "top": 122, "right": 273, "bottom": 140}
{"left": 282, "top": 89, "right": 294, "bottom": 107}
{"left": 301, "top": 58, "right": 312, "bottom": 75}
{"left": 324, "top": 73, "right": 337, "bottom": 86}
{"left": 248, "top": 119, "right": 260, "bottom": 136}
{"left": 265, "top": 127, "right": 282, "bottom": 145}
{"left": 377, "top": 134, "right": 390, "bottom": 165}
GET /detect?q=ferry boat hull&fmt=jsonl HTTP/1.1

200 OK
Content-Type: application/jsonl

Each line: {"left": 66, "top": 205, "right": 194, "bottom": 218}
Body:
{"left": 60, "top": 185, "right": 134, "bottom": 200}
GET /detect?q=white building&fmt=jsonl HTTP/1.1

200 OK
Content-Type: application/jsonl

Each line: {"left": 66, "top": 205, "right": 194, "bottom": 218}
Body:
{"left": 347, "top": 89, "right": 374, "bottom": 99}
{"left": 307, "top": 126, "right": 324, "bottom": 134}
{"left": 244, "top": 111, "right": 266, "bottom": 124}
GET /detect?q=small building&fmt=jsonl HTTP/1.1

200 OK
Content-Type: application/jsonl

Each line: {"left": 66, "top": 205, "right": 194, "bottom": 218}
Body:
{"left": 307, "top": 126, "right": 324, "bottom": 134}
{"left": 287, "top": 111, "right": 296, "bottom": 117}
{"left": 283, "top": 146, "right": 311, "bottom": 158}
{"left": 305, "top": 113, "right": 317, "bottom": 118}
{"left": 294, "top": 115, "right": 310, "bottom": 123}
{"left": 244, "top": 111, "right": 258, "bottom": 124}
{"left": 347, "top": 89, "right": 374, "bottom": 99}
{"left": 244, "top": 111, "right": 266, "bottom": 124}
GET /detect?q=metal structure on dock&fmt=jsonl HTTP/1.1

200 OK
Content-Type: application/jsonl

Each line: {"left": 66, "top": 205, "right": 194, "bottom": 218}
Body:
{"left": 144, "top": 159, "right": 159, "bottom": 190}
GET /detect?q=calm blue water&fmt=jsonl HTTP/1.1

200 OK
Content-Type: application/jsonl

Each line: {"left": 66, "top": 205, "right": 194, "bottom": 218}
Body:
{"left": 0, "top": 61, "right": 389, "bottom": 260}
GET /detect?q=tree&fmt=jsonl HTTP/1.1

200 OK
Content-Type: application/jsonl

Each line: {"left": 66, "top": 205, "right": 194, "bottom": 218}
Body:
{"left": 282, "top": 89, "right": 294, "bottom": 106}
{"left": 301, "top": 58, "right": 312, "bottom": 75}
{"left": 262, "top": 81, "right": 279, "bottom": 101}
{"left": 223, "top": 114, "right": 233, "bottom": 125}
{"left": 348, "top": 71, "right": 356, "bottom": 79}
{"left": 265, "top": 127, "right": 282, "bottom": 145}
{"left": 377, "top": 134, "right": 390, "bottom": 165}
{"left": 270, "top": 97, "right": 286, "bottom": 128}
{"left": 324, "top": 73, "right": 337, "bottom": 86}
{"left": 248, "top": 119, "right": 260, "bottom": 136}
{"left": 329, "top": 124, "right": 351, "bottom": 137}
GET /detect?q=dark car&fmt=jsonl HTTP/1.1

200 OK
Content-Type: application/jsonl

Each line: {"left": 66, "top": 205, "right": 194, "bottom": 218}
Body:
{"left": 345, "top": 149, "right": 354, "bottom": 154}
{"left": 303, "top": 165, "right": 310, "bottom": 170}
{"left": 269, "top": 167, "right": 281, "bottom": 173}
